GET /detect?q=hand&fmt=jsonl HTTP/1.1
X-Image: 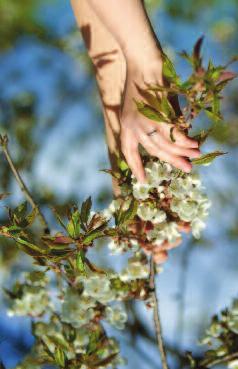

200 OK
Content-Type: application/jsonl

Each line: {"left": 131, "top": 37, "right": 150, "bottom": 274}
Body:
{"left": 120, "top": 61, "right": 201, "bottom": 183}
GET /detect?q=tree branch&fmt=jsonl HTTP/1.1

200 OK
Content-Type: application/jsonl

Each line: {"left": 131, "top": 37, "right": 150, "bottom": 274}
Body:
{"left": 201, "top": 351, "right": 238, "bottom": 368}
{"left": 149, "top": 257, "right": 170, "bottom": 369}
{"left": 0, "top": 134, "right": 49, "bottom": 233}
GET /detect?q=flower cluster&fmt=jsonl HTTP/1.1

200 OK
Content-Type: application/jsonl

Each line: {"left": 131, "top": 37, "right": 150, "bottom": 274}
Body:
{"left": 2, "top": 38, "right": 236, "bottom": 369}
{"left": 195, "top": 299, "right": 238, "bottom": 369}
{"left": 104, "top": 159, "right": 211, "bottom": 259}
{"left": 134, "top": 160, "right": 211, "bottom": 241}
{"left": 7, "top": 271, "right": 52, "bottom": 317}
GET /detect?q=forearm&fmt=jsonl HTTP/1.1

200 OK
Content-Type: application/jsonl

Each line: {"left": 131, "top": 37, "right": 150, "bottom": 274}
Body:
{"left": 87, "top": 0, "right": 163, "bottom": 67}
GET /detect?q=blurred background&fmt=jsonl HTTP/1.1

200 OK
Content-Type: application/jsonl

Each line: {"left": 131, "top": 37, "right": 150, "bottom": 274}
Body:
{"left": 0, "top": 0, "right": 238, "bottom": 368}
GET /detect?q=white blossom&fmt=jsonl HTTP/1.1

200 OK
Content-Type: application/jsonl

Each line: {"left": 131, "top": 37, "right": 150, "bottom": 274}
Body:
{"left": 74, "top": 330, "right": 90, "bottom": 353}
{"left": 61, "top": 289, "right": 96, "bottom": 328}
{"left": 132, "top": 182, "right": 152, "bottom": 200}
{"left": 105, "top": 304, "right": 127, "bottom": 330}
{"left": 83, "top": 274, "right": 116, "bottom": 303}
{"left": 147, "top": 222, "right": 180, "bottom": 245}
{"left": 120, "top": 257, "right": 149, "bottom": 281}
{"left": 8, "top": 286, "right": 50, "bottom": 317}
{"left": 145, "top": 161, "right": 172, "bottom": 185}
{"left": 191, "top": 218, "right": 206, "bottom": 239}
{"left": 228, "top": 360, "right": 238, "bottom": 369}
{"left": 137, "top": 202, "right": 166, "bottom": 224}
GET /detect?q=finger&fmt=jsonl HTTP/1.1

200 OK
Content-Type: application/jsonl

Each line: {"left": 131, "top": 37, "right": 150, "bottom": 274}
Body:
{"left": 124, "top": 146, "right": 146, "bottom": 183}
{"left": 159, "top": 125, "right": 199, "bottom": 148}
{"left": 138, "top": 130, "right": 192, "bottom": 172}
{"left": 152, "top": 147, "right": 192, "bottom": 173}
{"left": 178, "top": 223, "right": 191, "bottom": 233}
{"left": 153, "top": 250, "right": 168, "bottom": 264}
{"left": 151, "top": 134, "right": 201, "bottom": 159}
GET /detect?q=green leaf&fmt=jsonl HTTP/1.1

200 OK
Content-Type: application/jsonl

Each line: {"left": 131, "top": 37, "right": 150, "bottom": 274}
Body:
{"left": 24, "top": 208, "right": 38, "bottom": 227}
{"left": 81, "top": 197, "right": 92, "bottom": 224}
{"left": 14, "top": 201, "right": 28, "bottom": 220}
{"left": 118, "top": 159, "right": 129, "bottom": 172}
{"left": 76, "top": 251, "right": 86, "bottom": 273}
{"left": 161, "top": 96, "right": 175, "bottom": 119}
{"left": 67, "top": 209, "right": 81, "bottom": 239}
{"left": 6, "top": 225, "right": 22, "bottom": 234}
{"left": 135, "top": 100, "right": 166, "bottom": 123}
{"left": 52, "top": 209, "right": 67, "bottom": 231}
{"left": 16, "top": 237, "right": 46, "bottom": 254}
{"left": 193, "top": 35, "right": 204, "bottom": 69}
{"left": 136, "top": 88, "right": 162, "bottom": 112}
{"left": 192, "top": 151, "right": 227, "bottom": 166}
{"left": 100, "top": 169, "right": 121, "bottom": 179}
{"left": 47, "top": 335, "right": 69, "bottom": 351}
{"left": 178, "top": 50, "right": 193, "bottom": 64}
{"left": 212, "top": 94, "right": 221, "bottom": 116}
{"left": 87, "top": 330, "right": 101, "bottom": 354}
{"left": 94, "top": 353, "right": 118, "bottom": 367}
{"left": 83, "top": 230, "right": 105, "bottom": 245}
{"left": 170, "top": 127, "right": 176, "bottom": 142}
{"left": 162, "top": 54, "right": 180, "bottom": 84}
{"left": 205, "top": 108, "right": 222, "bottom": 124}
{"left": 192, "top": 129, "right": 212, "bottom": 146}
{"left": 54, "top": 347, "right": 66, "bottom": 367}
{"left": 118, "top": 199, "right": 138, "bottom": 226}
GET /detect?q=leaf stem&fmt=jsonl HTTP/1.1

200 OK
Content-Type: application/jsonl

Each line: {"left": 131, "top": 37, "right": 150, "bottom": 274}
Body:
{"left": 0, "top": 135, "right": 49, "bottom": 233}
{"left": 149, "top": 257, "right": 170, "bottom": 369}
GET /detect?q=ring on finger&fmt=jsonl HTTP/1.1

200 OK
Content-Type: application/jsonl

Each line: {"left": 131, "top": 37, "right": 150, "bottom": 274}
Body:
{"left": 147, "top": 128, "right": 158, "bottom": 137}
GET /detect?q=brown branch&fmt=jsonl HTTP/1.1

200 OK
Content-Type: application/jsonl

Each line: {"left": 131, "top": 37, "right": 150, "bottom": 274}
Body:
{"left": 0, "top": 134, "right": 49, "bottom": 233}
{"left": 201, "top": 351, "right": 238, "bottom": 368}
{"left": 149, "top": 257, "right": 170, "bottom": 369}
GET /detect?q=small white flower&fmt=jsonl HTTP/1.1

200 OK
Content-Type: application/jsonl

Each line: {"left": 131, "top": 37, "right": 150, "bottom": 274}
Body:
{"left": 61, "top": 289, "right": 96, "bottom": 328}
{"left": 105, "top": 305, "right": 127, "bottom": 330}
{"left": 74, "top": 330, "right": 90, "bottom": 353}
{"left": 7, "top": 287, "right": 50, "bottom": 318}
{"left": 108, "top": 239, "right": 126, "bottom": 254}
{"left": 120, "top": 257, "right": 149, "bottom": 281}
{"left": 83, "top": 275, "right": 115, "bottom": 303}
{"left": 137, "top": 203, "right": 166, "bottom": 224}
{"left": 145, "top": 161, "right": 172, "bottom": 185}
{"left": 163, "top": 222, "right": 181, "bottom": 243}
{"left": 191, "top": 218, "right": 206, "bottom": 239}
{"left": 147, "top": 222, "right": 180, "bottom": 245}
{"left": 132, "top": 182, "right": 152, "bottom": 200}
{"left": 171, "top": 199, "right": 198, "bottom": 222}
{"left": 153, "top": 209, "right": 167, "bottom": 224}
{"left": 137, "top": 203, "right": 158, "bottom": 221}
{"left": 228, "top": 360, "right": 238, "bottom": 369}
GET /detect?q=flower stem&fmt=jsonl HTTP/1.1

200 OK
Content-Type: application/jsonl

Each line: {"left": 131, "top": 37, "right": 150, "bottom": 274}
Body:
{"left": 0, "top": 134, "right": 49, "bottom": 233}
{"left": 149, "top": 257, "right": 170, "bottom": 369}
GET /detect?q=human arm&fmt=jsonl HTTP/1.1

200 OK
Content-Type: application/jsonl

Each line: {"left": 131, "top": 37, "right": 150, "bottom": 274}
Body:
{"left": 87, "top": 0, "right": 201, "bottom": 182}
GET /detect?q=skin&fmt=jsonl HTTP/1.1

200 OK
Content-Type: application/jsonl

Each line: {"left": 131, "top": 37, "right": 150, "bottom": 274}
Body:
{"left": 70, "top": 0, "right": 197, "bottom": 263}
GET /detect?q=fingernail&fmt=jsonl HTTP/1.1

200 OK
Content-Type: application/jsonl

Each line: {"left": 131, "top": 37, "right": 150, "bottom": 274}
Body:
{"left": 192, "top": 141, "right": 199, "bottom": 148}
{"left": 184, "top": 164, "right": 192, "bottom": 173}
{"left": 191, "top": 150, "right": 201, "bottom": 158}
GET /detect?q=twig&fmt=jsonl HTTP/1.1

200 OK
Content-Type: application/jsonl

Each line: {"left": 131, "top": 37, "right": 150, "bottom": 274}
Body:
{"left": 149, "top": 257, "right": 170, "bottom": 369}
{"left": 175, "top": 242, "right": 191, "bottom": 347}
{"left": 201, "top": 351, "right": 238, "bottom": 368}
{"left": 0, "top": 134, "right": 49, "bottom": 233}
